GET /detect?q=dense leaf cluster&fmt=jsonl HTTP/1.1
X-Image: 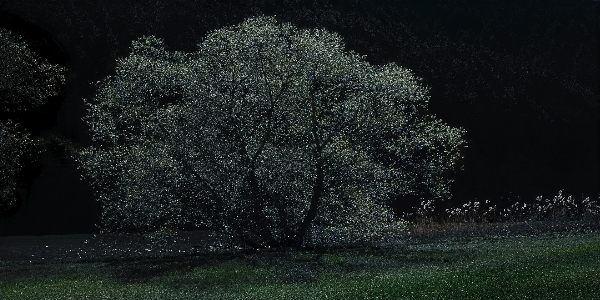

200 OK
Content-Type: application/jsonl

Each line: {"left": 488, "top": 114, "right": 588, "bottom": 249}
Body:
{"left": 79, "top": 16, "right": 465, "bottom": 248}
{"left": 0, "top": 28, "right": 65, "bottom": 112}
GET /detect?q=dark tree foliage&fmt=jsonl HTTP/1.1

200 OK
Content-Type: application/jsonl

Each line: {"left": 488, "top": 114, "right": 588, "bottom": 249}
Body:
{"left": 79, "top": 17, "right": 465, "bottom": 248}
{"left": 0, "top": 27, "right": 65, "bottom": 215}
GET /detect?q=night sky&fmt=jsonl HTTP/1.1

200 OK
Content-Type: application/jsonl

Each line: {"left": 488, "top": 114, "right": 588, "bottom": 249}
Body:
{"left": 1, "top": 0, "right": 598, "bottom": 236}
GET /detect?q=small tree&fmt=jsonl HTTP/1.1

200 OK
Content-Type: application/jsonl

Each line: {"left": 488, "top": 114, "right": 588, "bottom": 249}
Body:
{"left": 0, "top": 28, "right": 65, "bottom": 215}
{"left": 79, "top": 16, "right": 465, "bottom": 248}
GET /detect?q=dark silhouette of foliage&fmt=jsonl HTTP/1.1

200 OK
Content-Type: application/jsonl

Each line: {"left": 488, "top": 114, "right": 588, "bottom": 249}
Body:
{"left": 0, "top": 28, "right": 65, "bottom": 215}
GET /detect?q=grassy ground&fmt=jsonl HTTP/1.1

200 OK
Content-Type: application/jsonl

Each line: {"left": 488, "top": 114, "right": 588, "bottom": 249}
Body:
{"left": 1, "top": 229, "right": 599, "bottom": 299}
{"left": 2, "top": 191, "right": 598, "bottom": 299}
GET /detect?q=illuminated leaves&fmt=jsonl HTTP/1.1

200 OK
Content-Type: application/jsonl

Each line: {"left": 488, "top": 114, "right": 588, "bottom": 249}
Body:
{"left": 0, "top": 28, "right": 66, "bottom": 112}
{"left": 79, "top": 16, "right": 465, "bottom": 248}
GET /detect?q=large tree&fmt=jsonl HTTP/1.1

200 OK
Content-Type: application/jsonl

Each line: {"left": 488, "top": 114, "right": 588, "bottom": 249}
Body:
{"left": 79, "top": 16, "right": 465, "bottom": 248}
{"left": 0, "top": 27, "right": 65, "bottom": 215}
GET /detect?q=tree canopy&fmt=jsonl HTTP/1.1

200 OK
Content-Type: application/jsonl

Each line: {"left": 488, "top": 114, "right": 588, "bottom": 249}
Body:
{"left": 0, "top": 28, "right": 65, "bottom": 215}
{"left": 78, "top": 16, "right": 465, "bottom": 248}
{"left": 0, "top": 28, "right": 65, "bottom": 112}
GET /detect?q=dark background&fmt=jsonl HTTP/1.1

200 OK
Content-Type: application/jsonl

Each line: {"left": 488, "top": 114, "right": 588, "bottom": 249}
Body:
{"left": 0, "top": 0, "right": 597, "bottom": 236}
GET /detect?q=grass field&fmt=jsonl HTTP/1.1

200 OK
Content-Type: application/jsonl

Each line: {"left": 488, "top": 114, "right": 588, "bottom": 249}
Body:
{"left": 1, "top": 230, "right": 599, "bottom": 299}
{"left": 2, "top": 192, "right": 598, "bottom": 299}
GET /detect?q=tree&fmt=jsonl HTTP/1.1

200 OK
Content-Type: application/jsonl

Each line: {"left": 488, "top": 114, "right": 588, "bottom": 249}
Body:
{"left": 0, "top": 28, "right": 65, "bottom": 112}
{"left": 0, "top": 27, "right": 65, "bottom": 215}
{"left": 78, "top": 16, "right": 465, "bottom": 248}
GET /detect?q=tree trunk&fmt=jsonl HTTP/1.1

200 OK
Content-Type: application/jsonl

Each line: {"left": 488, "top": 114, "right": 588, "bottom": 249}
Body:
{"left": 245, "top": 166, "right": 276, "bottom": 246}
{"left": 294, "top": 156, "right": 324, "bottom": 246}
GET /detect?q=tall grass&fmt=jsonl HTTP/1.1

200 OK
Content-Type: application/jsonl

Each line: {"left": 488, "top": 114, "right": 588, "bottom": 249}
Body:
{"left": 403, "top": 190, "right": 600, "bottom": 241}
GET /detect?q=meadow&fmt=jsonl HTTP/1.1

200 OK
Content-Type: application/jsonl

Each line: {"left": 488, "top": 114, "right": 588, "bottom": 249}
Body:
{"left": 1, "top": 191, "right": 599, "bottom": 299}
